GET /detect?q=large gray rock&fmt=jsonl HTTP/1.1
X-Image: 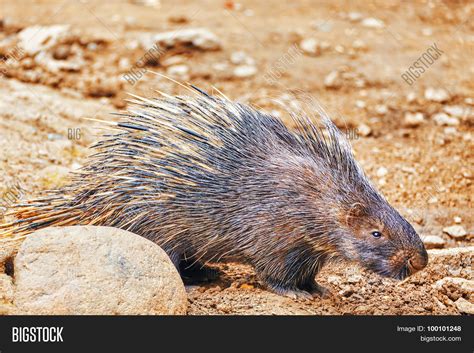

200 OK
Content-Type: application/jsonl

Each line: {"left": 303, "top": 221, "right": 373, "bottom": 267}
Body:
{"left": 13, "top": 226, "right": 187, "bottom": 315}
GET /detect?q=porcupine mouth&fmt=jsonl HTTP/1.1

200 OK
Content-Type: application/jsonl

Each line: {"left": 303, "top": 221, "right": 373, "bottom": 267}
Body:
{"left": 395, "top": 259, "right": 419, "bottom": 280}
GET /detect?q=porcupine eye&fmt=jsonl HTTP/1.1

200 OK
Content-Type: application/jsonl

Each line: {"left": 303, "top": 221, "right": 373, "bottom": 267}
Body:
{"left": 371, "top": 231, "right": 382, "bottom": 238}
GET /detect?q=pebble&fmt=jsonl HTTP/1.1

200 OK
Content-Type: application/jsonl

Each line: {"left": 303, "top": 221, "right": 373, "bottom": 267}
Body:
{"left": 142, "top": 28, "right": 221, "bottom": 51}
{"left": 403, "top": 112, "right": 425, "bottom": 127}
{"left": 421, "top": 235, "right": 446, "bottom": 249}
{"left": 347, "top": 12, "right": 363, "bottom": 22}
{"left": 352, "top": 39, "right": 367, "bottom": 50}
{"left": 424, "top": 87, "right": 450, "bottom": 103}
{"left": 230, "top": 51, "right": 255, "bottom": 65}
{"left": 432, "top": 112, "right": 459, "bottom": 126}
{"left": 406, "top": 91, "right": 417, "bottom": 103}
{"left": 444, "top": 105, "right": 468, "bottom": 118}
{"left": 361, "top": 17, "right": 385, "bottom": 29}
{"left": 358, "top": 123, "right": 372, "bottom": 137}
{"left": 355, "top": 100, "right": 366, "bottom": 109}
{"left": 374, "top": 104, "right": 388, "bottom": 115}
{"left": 18, "top": 24, "right": 71, "bottom": 55}
{"left": 454, "top": 298, "right": 474, "bottom": 315}
{"left": 324, "top": 70, "right": 341, "bottom": 88}
{"left": 166, "top": 64, "right": 189, "bottom": 78}
{"left": 453, "top": 216, "right": 462, "bottom": 224}
{"left": 376, "top": 167, "right": 388, "bottom": 177}
{"left": 300, "top": 38, "right": 321, "bottom": 56}
{"left": 442, "top": 225, "right": 467, "bottom": 239}
{"left": 428, "top": 246, "right": 473, "bottom": 257}
{"left": 233, "top": 65, "right": 257, "bottom": 78}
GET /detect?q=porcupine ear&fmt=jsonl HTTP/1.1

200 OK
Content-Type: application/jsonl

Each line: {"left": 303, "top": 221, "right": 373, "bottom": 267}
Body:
{"left": 345, "top": 202, "right": 367, "bottom": 228}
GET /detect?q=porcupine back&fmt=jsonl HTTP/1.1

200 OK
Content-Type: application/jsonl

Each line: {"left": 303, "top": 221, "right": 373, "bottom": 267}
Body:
{"left": 0, "top": 86, "right": 371, "bottom": 270}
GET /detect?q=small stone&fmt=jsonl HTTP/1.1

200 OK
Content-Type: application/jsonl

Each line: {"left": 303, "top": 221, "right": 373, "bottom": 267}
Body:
{"left": 443, "top": 127, "right": 457, "bottom": 135}
{"left": 352, "top": 39, "right": 367, "bottom": 50}
{"left": 18, "top": 25, "right": 71, "bottom": 55}
{"left": 14, "top": 226, "right": 187, "bottom": 315}
{"left": 444, "top": 105, "right": 467, "bottom": 118}
{"left": 300, "top": 38, "right": 321, "bottom": 56}
{"left": 166, "top": 64, "right": 189, "bottom": 78}
{"left": 422, "top": 28, "right": 433, "bottom": 36}
{"left": 376, "top": 167, "right": 388, "bottom": 177}
{"left": 424, "top": 87, "right": 450, "bottom": 102}
{"left": 406, "top": 91, "right": 417, "bottom": 103}
{"left": 374, "top": 104, "right": 388, "bottom": 115}
{"left": 358, "top": 123, "right": 372, "bottom": 137}
{"left": 233, "top": 65, "right": 257, "bottom": 78}
{"left": 324, "top": 70, "right": 341, "bottom": 88}
{"left": 432, "top": 112, "right": 459, "bottom": 126}
{"left": 361, "top": 17, "right": 385, "bottom": 28}
{"left": 428, "top": 246, "right": 473, "bottom": 257}
{"left": 355, "top": 100, "right": 366, "bottom": 109}
{"left": 144, "top": 28, "right": 221, "bottom": 51}
{"left": 453, "top": 216, "right": 462, "bottom": 224}
{"left": 454, "top": 298, "right": 474, "bottom": 315}
{"left": 347, "top": 12, "right": 363, "bottom": 22}
{"left": 403, "top": 112, "right": 425, "bottom": 127}
{"left": 52, "top": 45, "right": 71, "bottom": 60}
{"left": 443, "top": 225, "right": 467, "bottom": 239}
{"left": 434, "top": 277, "right": 474, "bottom": 294}
{"left": 230, "top": 51, "right": 255, "bottom": 65}
{"left": 422, "top": 235, "right": 446, "bottom": 249}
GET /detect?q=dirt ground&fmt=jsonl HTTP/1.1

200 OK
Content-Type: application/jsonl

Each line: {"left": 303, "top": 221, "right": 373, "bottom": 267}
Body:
{"left": 0, "top": 0, "right": 472, "bottom": 315}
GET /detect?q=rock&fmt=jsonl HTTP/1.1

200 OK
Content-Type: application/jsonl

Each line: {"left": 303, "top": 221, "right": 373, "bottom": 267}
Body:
{"left": 422, "top": 235, "right": 445, "bottom": 249}
{"left": 141, "top": 28, "right": 221, "bottom": 51}
{"left": 352, "top": 39, "right": 367, "bottom": 51}
{"left": 403, "top": 112, "right": 425, "bottom": 127}
{"left": 18, "top": 25, "right": 72, "bottom": 56}
{"left": 13, "top": 226, "right": 187, "bottom": 315}
{"left": 166, "top": 64, "right": 189, "bottom": 79}
{"left": 347, "top": 12, "right": 363, "bottom": 22}
{"left": 35, "top": 50, "right": 84, "bottom": 73}
{"left": 324, "top": 70, "right": 341, "bottom": 88}
{"left": 230, "top": 51, "right": 254, "bottom": 65}
{"left": 358, "top": 123, "right": 372, "bottom": 137}
{"left": 453, "top": 216, "right": 462, "bottom": 224}
{"left": 233, "top": 65, "right": 257, "bottom": 78}
{"left": 424, "top": 87, "right": 450, "bottom": 103}
{"left": 434, "top": 277, "right": 474, "bottom": 294}
{"left": 432, "top": 112, "right": 459, "bottom": 126}
{"left": 443, "top": 225, "right": 467, "bottom": 239}
{"left": 376, "top": 167, "right": 388, "bottom": 177}
{"left": 444, "top": 105, "right": 468, "bottom": 118}
{"left": 454, "top": 298, "right": 474, "bottom": 315}
{"left": 355, "top": 100, "right": 366, "bottom": 109}
{"left": 374, "top": 104, "right": 387, "bottom": 115}
{"left": 361, "top": 17, "right": 385, "bottom": 29}
{"left": 428, "top": 246, "right": 474, "bottom": 257}
{"left": 300, "top": 38, "right": 321, "bottom": 56}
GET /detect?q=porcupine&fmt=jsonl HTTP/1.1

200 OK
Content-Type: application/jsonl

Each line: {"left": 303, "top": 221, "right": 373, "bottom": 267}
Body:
{"left": 0, "top": 84, "right": 428, "bottom": 299}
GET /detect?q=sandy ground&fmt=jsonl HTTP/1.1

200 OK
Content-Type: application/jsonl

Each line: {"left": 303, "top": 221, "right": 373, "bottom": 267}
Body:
{"left": 0, "top": 0, "right": 472, "bottom": 315}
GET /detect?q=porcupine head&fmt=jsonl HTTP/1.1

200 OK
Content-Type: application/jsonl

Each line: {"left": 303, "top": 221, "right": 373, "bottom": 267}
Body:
{"left": 302, "top": 114, "right": 429, "bottom": 280}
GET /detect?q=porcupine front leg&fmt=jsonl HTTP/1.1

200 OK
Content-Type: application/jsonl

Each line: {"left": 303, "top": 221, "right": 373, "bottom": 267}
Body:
{"left": 256, "top": 248, "right": 330, "bottom": 300}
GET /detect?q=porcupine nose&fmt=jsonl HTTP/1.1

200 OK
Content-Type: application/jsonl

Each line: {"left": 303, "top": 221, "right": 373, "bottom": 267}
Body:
{"left": 408, "top": 248, "right": 428, "bottom": 273}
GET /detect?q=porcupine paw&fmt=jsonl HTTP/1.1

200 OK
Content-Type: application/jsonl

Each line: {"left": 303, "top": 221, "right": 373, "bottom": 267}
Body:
{"left": 179, "top": 261, "right": 221, "bottom": 284}
{"left": 266, "top": 283, "right": 314, "bottom": 300}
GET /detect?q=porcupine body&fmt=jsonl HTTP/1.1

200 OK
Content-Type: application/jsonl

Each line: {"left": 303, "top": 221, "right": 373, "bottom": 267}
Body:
{"left": 1, "top": 86, "right": 428, "bottom": 298}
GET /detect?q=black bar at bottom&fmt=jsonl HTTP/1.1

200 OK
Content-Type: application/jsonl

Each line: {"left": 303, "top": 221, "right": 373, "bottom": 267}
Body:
{"left": 0, "top": 316, "right": 471, "bottom": 353}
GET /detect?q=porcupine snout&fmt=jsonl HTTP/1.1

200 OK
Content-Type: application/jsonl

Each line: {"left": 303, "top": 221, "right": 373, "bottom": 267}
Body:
{"left": 407, "top": 247, "right": 428, "bottom": 273}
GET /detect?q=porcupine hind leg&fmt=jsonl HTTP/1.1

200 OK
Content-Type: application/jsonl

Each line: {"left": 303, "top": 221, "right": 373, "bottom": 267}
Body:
{"left": 178, "top": 259, "right": 221, "bottom": 284}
